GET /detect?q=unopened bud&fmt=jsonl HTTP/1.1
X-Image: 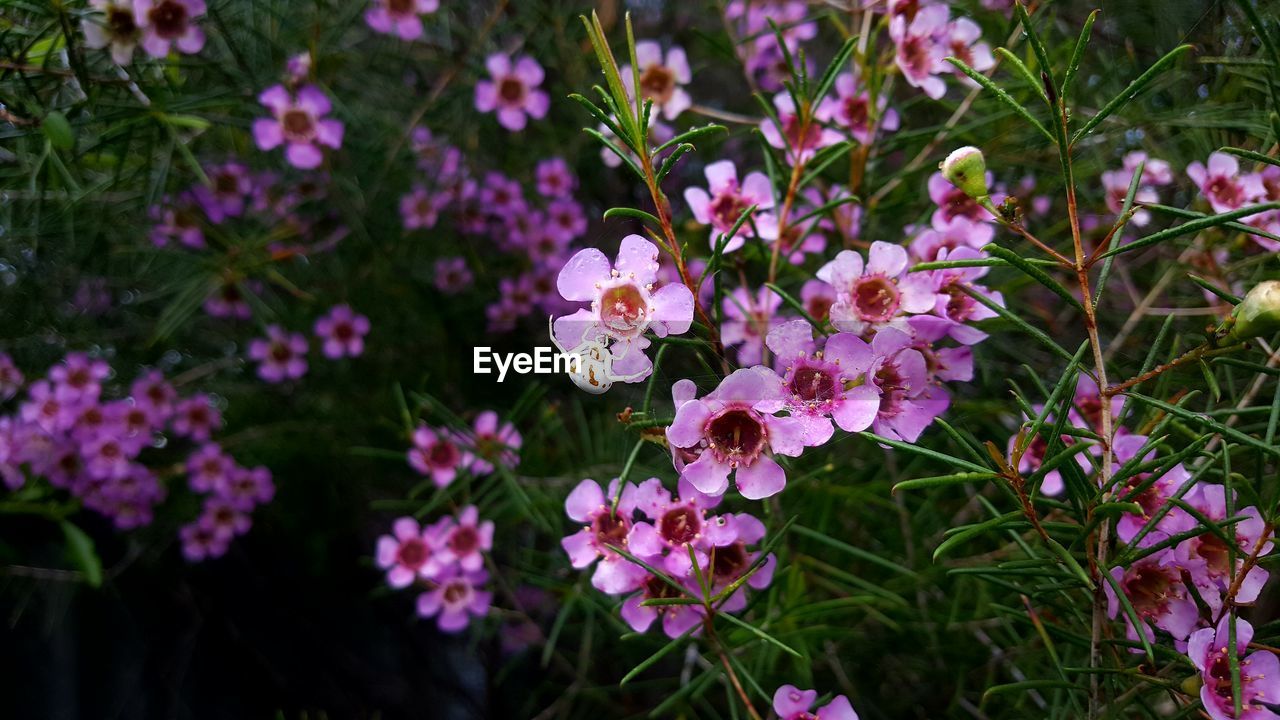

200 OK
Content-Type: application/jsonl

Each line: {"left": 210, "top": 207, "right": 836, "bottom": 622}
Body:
{"left": 940, "top": 146, "right": 990, "bottom": 202}
{"left": 1223, "top": 280, "right": 1280, "bottom": 342}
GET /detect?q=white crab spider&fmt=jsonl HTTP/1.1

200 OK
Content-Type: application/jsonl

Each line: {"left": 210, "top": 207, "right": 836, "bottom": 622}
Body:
{"left": 548, "top": 316, "right": 650, "bottom": 394}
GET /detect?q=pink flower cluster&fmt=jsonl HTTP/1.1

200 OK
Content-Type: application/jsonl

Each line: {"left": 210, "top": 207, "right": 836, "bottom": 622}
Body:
{"left": 560, "top": 477, "right": 776, "bottom": 638}
{"left": 407, "top": 410, "right": 522, "bottom": 485}
{"left": 1187, "top": 151, "right": 1280, "bottom": 251}
{"left": 376, "top": 506, "right": 495, "bottom": 632}
{"left": 885, "top": 1, "right": 994, "bottom": 100}
{"left": 82, "top": 0, "right": 206, "bottom": 65}
{"left": 0, "top": 352, "right": 273, "bottom": 562}
{"left": 246, "top": 304, "right": 370, "bottom": 383}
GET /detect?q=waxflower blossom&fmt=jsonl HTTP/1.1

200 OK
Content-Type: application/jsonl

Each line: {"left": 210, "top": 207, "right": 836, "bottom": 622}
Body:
{"left": 434, "top": 505, "right": 494, "bottom": 573}
{"left": 765, "top": 320, "right": 880, "bottom": 446}
{"left": 474, "top": 53, "right": 549, "bottom": 132}
{"left": 760, "top": 92, "right": 842, "bottom": 164}
{"left": 865, "top": 327, "right": 937, "bottom": 442}
{"left": 890, "top": 4, "right": 949, "bottom": 99}
{"left": 535, "top": 157, "right": 577, "bottom": 198}
{"left": 667, "top": 367, "right": 806, "bottom": 499}
{"left": 468, "top": 411, "right": 521, "bottom": 475}
{"left": 433, "top": 257, "right": 474, "bottom": 294}
{"left": 621, "top": 41, "right": 693, "bottom": 121}
{"left": 364, "top": 0, "right": 438, "bottom": 41}
{"left": 773, "top": 685, "right": 860, "bottom": 720}
{"left": 407, "top": 425, "right": 472, "bottom": 487}
{"left": 1101, "top": 168, "right": 1158, "bottom": 226}
{"left": 561, "top": 478, "right": 646, "bottom": 594}
{"left": 1188, "top": 152, "right": 1265, "bottom": 214}
{"left": 399, "top": 186, "right": 442, "bottom": 229}
{"left": 939, "top": 16, "right": 995, "bottom": 85}
{"left": 909, "top": 215, "right": 994, "bottom": 261}
{"left": 0, "top": 353, "right": 23, "bottom": 400}
{"left": 149, "top": 193, "right": 205, "bottom": 250}
{"left": 83, "top": 0, "right": 141, "bottom": 64}
{"left": 817, "top": 242, "right": 936, "bottom": 336}
{"left": 377, "top": 517, "right": 439, "bottom": 588}
{"left": 134, "top": 0, "right": 205, "bottom": 58}
{"left": 314, "top": 304, "right": 370, "bottom": 359}
{"left": 684, "top": 160, "right": 778, "bottom": 251}
{"left": 1187, "top": 617, "right": 1280, "bottom": 720}
{"left": 253, "top": 85, "right": 345, "bottom": 170}
{"left": 416, "top": 567, "right": 492, "bottom": 632}
{"left": 830, "top": 71, "right": 899, "bottom": 145}
{"left": 554, "top": 234, "right": 695, "bottom": 383}
{"left": 1175, "top": 484, "right": 1273, "bottom": 608}
{"left": 193, "top": 161, "right": 253, "bottom": 223}
{"left": 247, "top": 325, "right": 309, "bottom": 383}
{"left": 722, "top": 286, "right": 784, "bottom": 367}
{"left": 1107, "top": 544, "right": 1200, "bottom": 646}
{"left": 625, "top": 477, "right": 732, "bottom": 578}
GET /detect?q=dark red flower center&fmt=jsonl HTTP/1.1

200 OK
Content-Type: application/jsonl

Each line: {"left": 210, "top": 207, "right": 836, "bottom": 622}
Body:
{"left": 852, "top": 275, "right": 900, "bottom": 322}
{"left": 806, "top": 295, "right": 833, "bottom": 322}
{"left": 397, "top": 538, "right": 428, "bottom": 568}
{"left": 659, "top": 506, "right": 701, "bottom": 545}
{"left": 282, "top": 109, "right": 315, "bottom": 140}
{"left": 148, "top": 0, "right": 189, "bottom": 39}
{"left": 1207, "top": 176, "right": 1245, "bottom": 208}
{"left": 443, "top": 579, "right": 468, "bottom": 604}
{"left": 709, "top": 189, "right": 749, "bottom": 230}
{"left": 428, "top": 440, "right": 458, "bottom": 467}
{"left": 592, "top": 512, "right": 629, "bottom": 548}
{"left": 875, "top": 363, "right": 908, "bottom": 416}
{"left": 706, "top": 408, "right": 766, "bottom": 465}
{"left": 1195, "top": 533, "right": 1232, "bottom": 576}
{"left": 790, "top": 365, "right": 838, "bottom": 404}
{"left": 639, "top": 64, "right": 676, "bottom": 103}
{"left": 108, "top": 6, "right": 138, "bottom": 36}
{"left": 387, "top": 0, "right": 414, "bottom": 15}
{"left": 270, "top": 342, "right": 292, "bottom": 363}
{"left": 1123, "top": 564, "right": 1173, "bottom": 618}
{"left": 711, "top": 542, "right": 748, "bottom": 581}
{"left": 499, "top": 77, "right": 525, "bottom": 103}
{"left": 449, "top": 526, "right": 479, "bottom": 556}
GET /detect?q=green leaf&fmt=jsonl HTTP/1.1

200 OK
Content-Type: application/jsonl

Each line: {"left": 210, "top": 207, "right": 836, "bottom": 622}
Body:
{"left": 933, "top": 512, "right": 1021, "bottom": 561}
{"left": 42, "top": 111, "right": 74, "bottom": 151}
{"left": 1062, "top": 10, "right": 1100, "bottom": 98}
{"left": 1101, "top": 569, "right": 1156, "bottom": 665}
{"left": 792, "top": 524, "right": 918, "bottom": 577}
{"left": 892, "top": 472, "right": 1000, "bottom": 493}
{"left": 1014, "top": 2, "right": 1057, "bottom": 97}
{"left": 1099, "top": 202, "right": 1280, "bottom": 259}
{"left": 603, "top": 206, "right": 662, "bottom": 227}
{"left": 1220, "top": 146, "right": 1280, "bottom": 169}
{"left": 983, "top": 680, "right": 1084, "bottom": 702}
{"left": 813, "top": 36, "right": 858, "bottom": 105}
{"left": 583, "top": 127, "right": 645, "bottom": 179}
{"left": 1071, "top": 45, "right": 1194, "bottom": 143}
{"left": 655, "top": 124, "right": 726, "bottom": 153}
{"left": 1144, "top": 202, "right": 1280, "bottom": 244}
{"left": 717, "top": 612, "right": 802, "bottom": 658}
{"left": 994, "top": 47, "right": 1049, "bottom": 106}
{"left": 856, "top": 431, "right": 992, "bottom": 474}
{"left": 1126, "top": 392, "right": 1280, "bottom": 459}
{"left": 1187, "top": 273, "right": 1244, "bottom": 305}
{"left": 983, "top": 243, "right": 1082, "bottom": 311}
{"left": 619, "top": 623, "right": 699, "bottom": 685}
{"left": 61, "top": 521, "right": 103, "bottom": 588}
{"left": 944, "top": 57, "right": 1053, "bottom": 142}
{"left": 764, "top": 282, "right": 825, "bottom": 335}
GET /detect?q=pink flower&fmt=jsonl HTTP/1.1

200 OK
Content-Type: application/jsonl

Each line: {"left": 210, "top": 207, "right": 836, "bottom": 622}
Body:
{"left": 760, "top": 92, "right": 842, "bottom": 165}
{"left": 621, "top": 41, "right": 693, "bottom": 121}
{"left": 830, "top": 71, "right": 899, "bottom": 145}
{"left": 684, "top": 160, "right": 777, "bottom": 252}
{"left": 766, "top": 320, "right": 880, "bottom": 446}
{"left": 1176, "top": 484, "right": 1273, "bottom": 608}
{"left": 149, "top": 193, "right": 205, "bottom": 249}
{"left": 890, "top": 4, "right": 949, "bottom": 99}
{"left": 134, "top": 0, "right": 205, "bottom": 58}
{"left": 625, "top": 477, "right": 731, "bottom": 578}
{"left": 865, "top": 327, "right": 938, "bottom": 442}
{"left": 434, "top": 505, "right": 494, "bottom": 573}
{"left": 416, "top": 567, "right": 492, "bottom": 632}
{"left": 816, "top": 242, "right": 936, "bottom": 336}
{"left": 377, "top": 517, "right": 438, "bottom": 588}
{"left": 1188, "top": 152, "right": 1265, "bottom": 214}
{"left": 193, "top": 161, "right": 253, "bottom": 223}
{"left": 247, "top": 325, "right": 309, "bottom": 383}
{"left": 399, "top": 186, "right": 442, "bottom": 230}
{"left": 204, "top": 282, "right": 253, "bottom": 319}
{"left": 545, "top": 198, "right": 587, "bottom": 243}
{"left": 667, "top": 367, "right": 806, "bottom": 499}
{"left": 314, "top": 304, "right": 369, "bottom": 359}
{"left": 468, "top": 411, "right": 521, "bottom": 475}
{"left": 433, "top": 257, "right": 473, "bottom": 294}
{"left": 1124, "top": 151, "right": 1173, "bottom": 186}
{"left": 180, "top": 518, "right": 229, "bottom": 562}
{"left": 130, "top": 369, "right": 176, "bottom": 424}
{"left": 0, "top": 353, "right": 23, "bottom": 401}
{"left": 909, "top": 215, "right": 993, "bottom": 261}
{"left": 1188, "top": 617, "right": 1280, "bottom": 720}
{"left": 802, "top": 280, "right": 836, "bottom": 323}
{"left": 83, "top": 0, "right": 141, "bottom": 65}
{"left": 919, "top": 246, "right": 1002, "bottom": 343}
{"left": 1101, "top": 169, "right": 1158, "bottom": 226}
{"left": 200, "top": 496, "right": 251, "bottom": 539}
{"left": 938, "top": 17, "right": 994, "bottom": 85}
{"left": 560, "top": 478, "right": 648, "bottom": 594}
{"left": 253, "top": 85, "right": 344, "bottom": 170}
{"left": 49, "top": 352, "right": 110, "bottom": 405}
{"left": 364, "top": 0, "right": 438, "bottom": 41}
{"left": 170, "top": 394, "right": 221, "bottom": 441}
{"left": 928, "top": 170, "right": 995, "bottom": 228}
{"left": 407, "top": 425, "right": 472, "bottom": 487}
{"left": 474, "top": 53, "right": 549, "bottom": 132}
{"left": 554, "top": 235, "right": 695, "bottom": 384}
{"left": 773, "top": 685, "right": 860, "bottom": 720}
{"left": 535, "top": 157, "right": 577, "bottom": 198}
{"left": 187, "top": 442, "right": 234, "bottom": 493}
{"left": 722, "top": 286, "right": 783, "bottom": 367}
{"left": 220, "top": 465, "right": 275, "bottom": 511}
{"left": 619, "top": 573, "right": 703, "bottom": 638}
{"left": 1112, "top": 435, "right": 1198, "bottom": 543}
{"left": 1106, "top": 545, "right": 1200, "bottom": 646}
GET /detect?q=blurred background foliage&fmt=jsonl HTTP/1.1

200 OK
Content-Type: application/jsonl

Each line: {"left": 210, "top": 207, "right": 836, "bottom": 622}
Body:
{"left": 2, "top": 0, "right": 1280, "bottom": 718}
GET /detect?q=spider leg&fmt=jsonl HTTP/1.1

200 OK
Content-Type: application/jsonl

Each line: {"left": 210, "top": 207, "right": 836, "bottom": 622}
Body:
{"left": 608, "top": 368, "right": 653, "bottom": 383}
{"left": 547, "top": 315, "right": 569, "bottom": 355}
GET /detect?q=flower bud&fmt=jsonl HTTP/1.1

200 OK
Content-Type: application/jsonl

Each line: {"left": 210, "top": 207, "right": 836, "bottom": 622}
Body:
{"left": 1225, "top": 280, "right": 1280, "bottom": 342}
{"left": 940, "top": 146, "right": 990, "bottom": 201}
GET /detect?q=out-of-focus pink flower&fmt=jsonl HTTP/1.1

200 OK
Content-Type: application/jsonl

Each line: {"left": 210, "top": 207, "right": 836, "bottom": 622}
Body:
{"left": 468, "top": 411, "right": 521, "bottom": 475}
{"left": 247, "top": 325, "right": 309, "bottom": 383}
{"left": 0, "top": 354, "right": 23, "bottom": 401}
{"left": 474, "top": 53, "right": 549, "bottom": 132}
{"left": 364, "top": 0, "right": 438, "bottom": 41}
{"left": 890, "top": 5, "right": 949, "bottom": 99}
{"left": 773, "top": 685, "right": 860, "bottom": 720}
{"left": 416, "top": 567, "right": 492, "bottom": 632}
{"left": 83, "top": 0, "right": 141, "bottom": 64}
{"left": 407, "top": 425, "right": 472, "bottom": 487}
{"left": 314, "top": 304, "right": 369, "bottom": 359}
{"left": 253, "top": 85, "right": 344, "bottom": 170}
{"left": 760, "top": 92, "right": 842, "bottom": 165}
{"left": 433, "top": 505, "right": 494, "bottom": 573}
{"left": 376, "top": 517, "right": 438, "bottom": 588}
{"left": 621, "top": 41, "right": 693, "bottom": 121}
{"left": 1188, "top": 151, "right": 1265, "bottom": 214}
{"left": 817, "top": 242, "right": 936, "bottom": 336}
{"left": 535, "top": 157, "right": 577, "bottom": 198}
{"left": 134, "top": 0, "right": 205, "bottom": 58}
{"left": 433, "top": 257, "right": 473, "bottom": 294}
{"left": 830, "top": 71, "right": 899, "bottom": 145}
{"left": 684, "top": 160, "right": 777, "bottom": 252}
{"left": 722, "top": 286, "right": 784, "bottom": 367}
{"left": 939, "top": 17, "right": 994, "bottom": 86}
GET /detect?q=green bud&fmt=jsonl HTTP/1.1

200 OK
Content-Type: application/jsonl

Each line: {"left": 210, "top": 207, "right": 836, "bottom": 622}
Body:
{"left": 1224, "top": 280, "right": 1280, "bottom": 342}
{"left": 939, "top": 146, "right": 990, "bottom": 201}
